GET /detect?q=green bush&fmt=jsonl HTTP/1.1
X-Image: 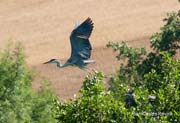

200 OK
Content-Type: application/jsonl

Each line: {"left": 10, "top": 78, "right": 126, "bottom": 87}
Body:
{"left": 144, "top": 52, "right": 180, "bottom": 122}
{"left": 151, "top": 12, "right": 180, "bottom": 55}
{"left": 107, "top": 41, "right": 146, "bottom": 87}
{"left": 0, "top": 43, "right": 58, "bottom": 123}
{"left": 55, "top": 72, "right": 139, "bottom": 123}
{"left": 106, "top": 7, "right": 180, "bottom": 123}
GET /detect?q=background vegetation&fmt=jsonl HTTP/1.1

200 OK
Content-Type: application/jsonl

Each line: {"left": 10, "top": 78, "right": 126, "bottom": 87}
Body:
{"left": 0, "top": 43, "right": 58, "bottom": 123}
{"left": 0, "top": 2, "right": 179, "bottom": 123}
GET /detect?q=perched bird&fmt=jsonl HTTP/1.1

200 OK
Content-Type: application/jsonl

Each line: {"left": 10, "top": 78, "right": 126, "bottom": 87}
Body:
{"left": 125, "top": 90, "right": 137, "bottom": 108}
{"left": 44, "top": 17, "right": 95, "bottom": 68}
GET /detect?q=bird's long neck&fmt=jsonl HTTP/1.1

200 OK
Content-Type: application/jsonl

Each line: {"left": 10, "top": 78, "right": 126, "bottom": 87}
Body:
{"left": 54, "top": 60, "right": 63, "bottom": 68}
{"left": 55, "top": 60, "right": 71, "bottom": 68}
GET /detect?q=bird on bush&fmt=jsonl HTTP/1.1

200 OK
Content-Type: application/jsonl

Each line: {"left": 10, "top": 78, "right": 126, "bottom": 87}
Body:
{"left": 44, "top": 17, "right": 95, "bottom": 68}
{"left": 125, "top": 90, "right": 137, "bottom": 108}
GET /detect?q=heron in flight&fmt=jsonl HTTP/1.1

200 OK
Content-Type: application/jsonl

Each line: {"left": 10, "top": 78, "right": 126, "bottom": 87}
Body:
{"left": 44, "top": 17, "right": 95, "bottom": 68}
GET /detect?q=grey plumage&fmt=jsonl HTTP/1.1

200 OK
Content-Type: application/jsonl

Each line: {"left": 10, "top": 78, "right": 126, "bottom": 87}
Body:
{"left": 44, "top": 18, "right": 95, "bottom": 68}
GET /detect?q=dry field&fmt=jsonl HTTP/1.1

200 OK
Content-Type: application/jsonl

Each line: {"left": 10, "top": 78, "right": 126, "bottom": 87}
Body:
{"left": 0, "top": 0, "right": 179, "bottom": 100}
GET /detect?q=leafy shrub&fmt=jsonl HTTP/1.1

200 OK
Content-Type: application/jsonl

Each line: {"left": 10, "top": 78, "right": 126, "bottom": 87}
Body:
{"left": 106, "top": 6, "right": 180, "bottom": 123}
{"left": 151, "top": 12, "right": 180, "bottom": 55}
{"left": 107, "top": 41, "right": 146, "bottom": 87}
{"left": 55, "top": 72, "right": 139, "bottom": 123}
{"left": 0, "top": 42, "right": 58, "bottom": 123}
{"left": 144, "top": 52, "right": 180, "bottom": 122}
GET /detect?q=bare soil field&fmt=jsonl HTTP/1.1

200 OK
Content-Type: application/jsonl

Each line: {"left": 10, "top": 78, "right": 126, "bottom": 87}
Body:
{"left": 0, "top": 0, "right": 179, "bottom": 100}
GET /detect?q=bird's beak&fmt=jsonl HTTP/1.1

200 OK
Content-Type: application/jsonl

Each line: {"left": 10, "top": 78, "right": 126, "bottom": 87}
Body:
{"left": 43, "top": 61, "right": 49, "bottom": 64}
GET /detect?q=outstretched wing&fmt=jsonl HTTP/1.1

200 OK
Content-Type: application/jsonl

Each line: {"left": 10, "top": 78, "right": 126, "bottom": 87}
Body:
{"left": 68, "top": 17, "right": 94, "bottom": 66}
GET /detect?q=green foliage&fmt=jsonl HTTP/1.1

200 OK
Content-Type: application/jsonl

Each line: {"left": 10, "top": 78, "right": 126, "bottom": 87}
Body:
{"left": 151, "top": 12, "right": 180, "bottom": 55}
{"left": 143, "top": 52, "right": 180, "bottom": 122}
{"left": 107, "top": 42, "right": 146, "bottom": 65}
{"left": 107, "top": 10, "right": 180, "bottom": 78}
{"left": 0, "top": 43, "right": 32, "bottom": 123}
{"left": 55, "top": 72, "right": 137, "bottom": 123}
{"left": 139, "top": 11, "right": 180, "bottom": 74}
{"left": 106, "top": 8, "right": 180, "bottom": 123}
{"left": 107, "top": 42, "right": 146, "bottom": 87}
{"left": 0, "top": 42, "right": 58, "bottom": 123}
{"left": 30, "top": 80, "right": 58, "bottom": 123}
{"left": 54, "top": 68, "right": 177, "bottom": 122}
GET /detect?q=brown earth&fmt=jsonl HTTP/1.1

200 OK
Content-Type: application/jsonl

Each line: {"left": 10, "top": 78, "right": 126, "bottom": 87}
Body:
{"left": 0, "top": 0, "right": 179, "bottom": 100}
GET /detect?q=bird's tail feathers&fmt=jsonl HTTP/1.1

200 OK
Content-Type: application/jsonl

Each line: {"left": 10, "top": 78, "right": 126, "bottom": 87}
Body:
{"left": 83, "top": 60, "right": 95, "bottom": 64}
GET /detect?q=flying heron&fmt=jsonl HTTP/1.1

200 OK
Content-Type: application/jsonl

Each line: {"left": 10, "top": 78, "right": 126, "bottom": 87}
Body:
{"left": 44, "top": 17, "right": 95, "bottom": 68}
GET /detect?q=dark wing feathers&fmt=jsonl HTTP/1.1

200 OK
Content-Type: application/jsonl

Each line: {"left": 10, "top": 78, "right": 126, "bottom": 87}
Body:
{"left": 68, "top": 18, "right": 93, "bottom": 67}
{"left": 74, "top": 17, "right": 94, "bottom": 38}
